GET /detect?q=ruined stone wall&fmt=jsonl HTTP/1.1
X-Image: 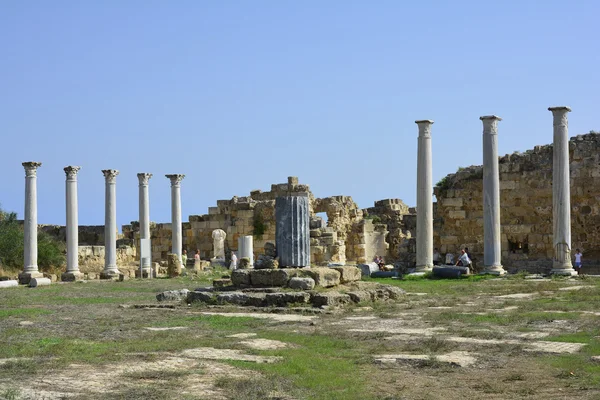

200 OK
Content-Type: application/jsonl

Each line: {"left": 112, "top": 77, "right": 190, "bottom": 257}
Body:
{"left": 434, "top": 132, "right": 600, "bottom": 273}
{"left": 364, "top": 199, "right": 415, "bottom": 264}
{"left": 38, "top": 225, "right": 106, "bottom": 245}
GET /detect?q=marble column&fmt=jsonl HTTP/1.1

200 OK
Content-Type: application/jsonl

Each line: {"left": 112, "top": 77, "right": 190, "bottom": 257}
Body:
{"left": 549, "top": 106, "right": 577, "bottom": 276}
{"left": 18, "top": 162, "right": 43, "bottom": 284}
{"left": 414, "top": 120, "right": 434, "bottom": 273}
{"left": 166, "top": 174, "right": 185, "bottom": 264}
{"left": 100, "top": 169, "right": 120, "bottom": 279}
{"left": 137, "top": 173, "right": 152, "bottom": 275}
{"left": 275, "top": 194, "right": 310, "bottom": 267}
{"left": 61, "top": 166, "right": 84, "bottom": 281}
{"left": 238, "top": 235, "right": 254, "bottom": 266}
{"left": 481, "top": 116, "right": 506, "bottom": 275}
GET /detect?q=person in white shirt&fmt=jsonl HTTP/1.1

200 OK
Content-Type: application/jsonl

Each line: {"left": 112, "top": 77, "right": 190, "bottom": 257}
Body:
{"left": 230, "top": 252, "right": 238, "bottom": 270}
{"left": 574, "top": 249, "right": 583, "bottom": 275}
{"left": 455, "top": 248, "right": 471, "bottom": 268}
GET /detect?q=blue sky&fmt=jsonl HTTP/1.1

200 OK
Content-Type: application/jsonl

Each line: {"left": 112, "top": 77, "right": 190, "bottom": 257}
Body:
{"left": 1, "top": 1, "right": 598, "bottom": 228}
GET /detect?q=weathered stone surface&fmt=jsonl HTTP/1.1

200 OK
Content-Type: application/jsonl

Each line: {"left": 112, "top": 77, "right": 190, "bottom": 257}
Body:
{"left": 330, "top": 266, "right": 361, "bottom": 283}
{"left": 216, "top": 292, "right": 250, "bottom": 305}
{"left": 186, "top": 291, "right": 215, "bottom": 303}
{"left": 156, "top": 289, "right": 189, "bottom": 302}
{"left": 275, "top": 195, "right": 310, "bottom": 267}
{"left": 0, "top": 280, "right": 18, "bottom": 288}
{"left": 231, "top": 269, "right": 251, "bottom": 286}
{"left": 245, "top": 293, "right": 267, "bottom": 307}
{"left": 432, "top": 266, "right": 469, "bottom": 278}
{"left": 255, "top": 255, "right": 279, "bottom": 269}
{"left": 299, "top": 267, "right": 340, "bottom": 288}
{"left": 265, "top": 292, "right": 310, "bottom": 307}
{"left": 29, "top": 278, "right": 51, "bottom": 288}
{"left": 358, "top": 263, "right": 379, "bottom": 277}
{"left": 238, "top": 257, "right": 251, "bottom": 269}
{"left": 347, "top": 291, "right": 373, "bottom": 303}
{"left": 288, "top": 277, "right": 315, "bottom": 290}
{"left": 250, "top": 269, "right": 297, "bottom": 287}
{"left": 213, "top": 278, "right": 232, "bottom": 288}
{"left": 311, "top": 292, "right": 351, "bottom": 307}
{"left": 379, "top": 285, "right": 406, "bottom": 300}
{"left": 167, "top": 253, "right": 181, "bottom": 278}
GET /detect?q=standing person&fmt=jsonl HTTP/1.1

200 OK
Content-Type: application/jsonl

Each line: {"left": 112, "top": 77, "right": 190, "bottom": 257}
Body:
{"left": 194, "top": 249, "right": 201, "bottom": 271}
{"left": 433, "top": 248, "right": 441, "bottom": 266}
{"left": 230, "top": 252, "right": 238, "bottom": 270}
{"left": 181, "top": 249, "right": 188, "bottom": 268}
{"left": 574, "top": 249, "right": 583, "bottom": 275}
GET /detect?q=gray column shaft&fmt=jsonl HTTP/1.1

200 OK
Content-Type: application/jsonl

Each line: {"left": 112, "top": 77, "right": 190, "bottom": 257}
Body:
{"left": 166, "top": 175, "right": 185, "bottom": 264}
{"left": 238, "top": 235, "right": 254, "bottom": 266}
{"left": 481, "top": 116, "right": 504, "bottom": 274}
{"left": 275, "top": 195, "right": 310, "bottom": 267}
{"left": 103, "top": 171, "right": 119, "bottom": 273}
{"left": 550, "top": 107, "right": 575, "bottom": 274}
{"left": 138, "top": 173, "right": 152, "bottom": 269}
{"left": 23, "top": 165, "right": 40, "bottom": 273}
{"left": 415, "top": 120, "right": 433, "bottom": 272}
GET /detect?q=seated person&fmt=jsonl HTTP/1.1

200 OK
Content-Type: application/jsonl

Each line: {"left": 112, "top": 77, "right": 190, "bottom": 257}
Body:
{"left": 455, "top": 249, "right": 471, "bottom": 267}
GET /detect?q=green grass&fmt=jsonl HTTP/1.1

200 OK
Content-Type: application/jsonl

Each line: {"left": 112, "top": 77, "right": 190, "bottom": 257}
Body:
{"left": 0, "top": 308, "right": 51, "bottom": 318}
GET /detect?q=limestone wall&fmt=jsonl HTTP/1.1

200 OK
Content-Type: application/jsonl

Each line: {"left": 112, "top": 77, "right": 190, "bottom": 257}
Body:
{"left": 434, "top": 132, "right": 600, "bottom": 273}
{"left": 77, "top": 245, "right": 137, "bottom": 272}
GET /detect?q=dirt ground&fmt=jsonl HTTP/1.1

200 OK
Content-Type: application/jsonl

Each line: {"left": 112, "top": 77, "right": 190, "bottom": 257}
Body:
{"left": 0, "top": 274, "right": 599, "bottom": 400}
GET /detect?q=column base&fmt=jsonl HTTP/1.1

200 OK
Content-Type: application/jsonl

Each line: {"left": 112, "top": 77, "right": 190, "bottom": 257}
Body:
{"left": 135, "top": 268, "right": 152, "bottom": 278}
{"left": 480, "top": 266, "right": 507, "bottom": 276}
{"left": 18, "top": 271, "right": 44, "bottom": 285}
{"left": 100, "top": 270, "right": 121, "bottom": 280}
{"left": 550, "top": 268, "right": 578, "bottom": 276}
{"left": 61, "top": 271, "right": 84, "bottom": 282}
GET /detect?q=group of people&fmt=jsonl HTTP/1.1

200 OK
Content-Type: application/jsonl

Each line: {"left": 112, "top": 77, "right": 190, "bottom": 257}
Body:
{"left": 433, "top": 247, "right": 472, "bottom": 268}
{"left": 373, "top": 255, "right": 394, "bottom": 271}
{"left": 180, "top": 249, "right": 201, "bottom": 268}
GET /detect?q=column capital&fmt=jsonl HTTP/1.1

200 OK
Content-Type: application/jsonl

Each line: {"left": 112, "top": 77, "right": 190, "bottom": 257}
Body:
{"left": 102, "top": 169, "right": 119, "bottom": 183}
{"left": 548, "top": 106, "right": 571, "bottom": 113}
{"left": 137, "top": 173, "right": 153, "bottom": 185}
{"left": 23, "top": 162, "right": 42, "bottom": 177}
{"left": 480, "top": 115, "right": 502, "bottom": 121}
{"left": 480, "top": 115, "right": 502, "bottom": 135}
{"left": 415, "top": 120, "right": 434, "bottom": 138}
{"left": 64, "top": 166, "right": 81, "bottom": 179}
{"left": 166, "top": 174, "right": 185, "bottom": 185}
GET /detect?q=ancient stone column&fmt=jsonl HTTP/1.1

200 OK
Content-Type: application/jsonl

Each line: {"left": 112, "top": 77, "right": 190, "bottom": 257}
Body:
{"left": 101, "top": 169, "right": 120, "bottom": 279}
{"left": 275, "top": 194, "right": 310, "bottom": 267}
{"left": 415, "top": 120, "right": 434, "bottom": 273}
{"left": 549, "top": 106, "right": 577, "bottom": 276}
{"left": 137, "top": 173, "right": 152, "bottom": 274}
{"left": 481, "top": 116, "right": 506, "bottom": 275}
{"left": 61, "top": 166, "right": 83, "bottom": 282}
{"left": 19, "top": 162, "right": 43, "bottom": 284}
{"left": 166, "top": 174, "right": 185, "bottom": 264}
{"left": 238, "top": 235, "right": 254, "bottom": 267}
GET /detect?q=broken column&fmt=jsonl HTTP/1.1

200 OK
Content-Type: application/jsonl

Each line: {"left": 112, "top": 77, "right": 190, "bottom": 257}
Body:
{"left": 481, "top": 116, "right": 506, "bottom": 275}
{"left": 549, "top": 106, "right": 577, "bottom": 276}
{"left": 238, "top": 235, "right": 254, "bottom": 267}
{"left": 61, "top": 166, "right": 84, "bottom": 281}
{"left": 275, "top": 194, "right": 310, "bottom": 267}
{"left": 19, "top": 162, "right": 43, "bottom": 284}
{"left": 100, "top": 169, "right": 120, "bottom": 279}
{"left": 415, "top": 120, "right": 433, "bottom": 273}
{"left": 166, "top": 174, "right": 185, "bottom": 264}
{"left": 137, "top": 173, "right": 153, "bottom": 275}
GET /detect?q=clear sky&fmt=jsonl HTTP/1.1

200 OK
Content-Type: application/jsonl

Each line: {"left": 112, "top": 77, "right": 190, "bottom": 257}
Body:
{"left": 1, "top": 1, "right": 598, "bottom": 229}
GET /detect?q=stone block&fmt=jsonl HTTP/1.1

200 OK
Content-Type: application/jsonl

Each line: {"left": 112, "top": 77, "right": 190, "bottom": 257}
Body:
{"left": 265, "top": 292, "right": 311, "bottom": 307}
{"left": 330, "top": 266, "right": 361, "bottom": 283}
{"left": 213, "top": 278, "right": 232, "bottom": 288}
{"left": 442, "top": 198, "right": 464, "bottom": 207}
{"left": 448, "top": 210, "right": 466, "bottom": 219}
{"left": 216, "top": 292, "right": 250, "bottom": 305}
{"left": 0, "top": 280, "right": 18, "bottom": 288}
{"left": 310, "top": 292, "right": 351, "bottom": 307}
{"left": 250, "top": 269, "right": 295, "bottom": 287}
{"left": 29, "top": 278, "right": 52, "bottom": 288}
{"left": 186, "top": 291, "right": 215, "bottom": 303}
{"left": 288, "top": 277, "right": 315, "bottom": 290}
{"left": 358, "top": 263, "right": 379, "bottom": 277}
{"left": 298, "top": 267, "right": 340, "bottom": 288}
{"left": 231, "top": 269, "right": 251, "bottom": 286}
{"left": 245, "top": 293, "right": 267, "bottom": 307}
{"left": 156, "top": 289, "right": 189, "bottom": 302}
{"left": 347, "top": 291, "right": 373, "bottom": 303}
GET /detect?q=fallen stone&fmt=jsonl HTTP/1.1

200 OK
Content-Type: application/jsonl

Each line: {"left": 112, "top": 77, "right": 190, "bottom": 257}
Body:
{"left": 374, "top": 351, "right": 476, "bottom": 367}
{"left": 29, "top": 278, "right": 51, "bottom": 288}
{"left": 227, "top": 333, "right": 258, "bottom": 338}
{"left": 213, "top": 278, "right": 232, "bottom": 288}
{"left": 250, "top": 269, "right": 294, "bottom": 287}
{"left": 524, "top": 341, "right": 586, "bottom": 354}
{"left": 239, "top": 338, "right": 290, "bottom": 350}
{"left": 358, "top": 262, "right": 379, "bottom": 277}
{"left": 245, "top": 293, "right": 267, "bottom": 307}
{"left": 371, "top": 271, "right": 399, "bottom": 278}
{"left": 299, "top": 267, "right": 340, "bottom": 288}
{"left": 288, "top": 277, "right": 315, "bottom": 290}
{"left": 311, "top": 292, "right": 351, "bottom": 307}
{"left": 144, "top": 327, "right": 188, "bottom": 331}
{"left": 216, "top": 292, "right": 251, "bottom": 305}
{"left": 591, "top": 356, "right": 600, "bottom": 363}
{"left": 186, "top": 291, "right": 215, "bottom": 303}
{"left": 180, "top": 347, "right": 282, "bottom": 363}
{"left": 330, "top": 266, "right": 361, "bottom": 283}
{"left": 156, "top": 289, "right": 190, "bottom": 302}
{"left": 197, "top": 311, "right": 316, "bottom": 322}
{"left": 0, "top": 280, "right": 18, "bottom": 288}
{"left": 346, "top": 291, "right": 373, "bottom": 303}
{"left": 495, "top": 293, "right": 536, "bottom": 299}
{"left": 265, "top": 292, "right": 310, "bottom": 307}
{"left": 231, "top": 270, "right": 251, "bottom": 286}
{"left": 558, "top": 285, "right": 587, "bottom": 291}
{"left": 379, "top": 284, "right": 406, "bottom": 300}
{"left": 432, "top": 266, "right": 469, "bottom": 278}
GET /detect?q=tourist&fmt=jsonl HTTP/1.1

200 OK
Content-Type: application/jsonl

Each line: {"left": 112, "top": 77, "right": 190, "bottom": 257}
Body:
{"left": 230, "top": 252, "right": 238, "bottom": 270}
{"left": 433, "top": 248, "right": 441, "bottom": 265}
{"left": 374, "top": 255, "right": 385, "bottom": 270}
{"left": 445, "top": 252, "right": 454, "bottom": 265}
{"left": 181, "top": 249, "right": 188, "bottom": 268}
{"left": 194, "top": 249, "right": 200, "bottom": 261}
{"left": 574, "top": 249, "right": 583, "bottom": 275}
{"left": 456, "top": 248, "right": 471, "bottom": 268}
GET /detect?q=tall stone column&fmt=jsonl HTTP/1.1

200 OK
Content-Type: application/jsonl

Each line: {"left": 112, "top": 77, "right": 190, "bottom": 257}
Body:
{"left": 100, "top": 169, "right": 120, "bottom": 279}
{"left": 166, "top": 174, "right": 185, "bottom": 264}
{"left": 415, "top": 120, "right": 434, "bottom": 273}
{"left": 549, "top": 106, "right": 577, "bottom": 276}
{"left": 481, "top": 116, "right": 506, "bottom": 275}
{"left": 19, "top": 162, "right": 43, "bottom": 284}
{"left": 275, "top": 194, "right": 310, "bottom": 267}
{"left": 137, "top": 173, "right": 153, "bottom": 275}
{"left": 238, "top": 235, "right": 254, "bottom": 266}
{"left": 61, "top": 166, "right": 83, "bottom": 282}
